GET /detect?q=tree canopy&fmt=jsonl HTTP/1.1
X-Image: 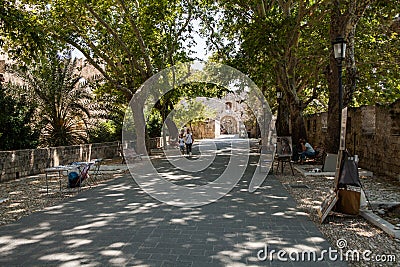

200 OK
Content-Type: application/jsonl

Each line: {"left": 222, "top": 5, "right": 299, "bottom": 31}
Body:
{"left": 0, "top": 81, "right": 39, "bottom": 150}
{"left": 0, "top": 0, "right": 399, "bottom": 151}
{"left": 199, "top": 0, "right": 399, "bottom": 151}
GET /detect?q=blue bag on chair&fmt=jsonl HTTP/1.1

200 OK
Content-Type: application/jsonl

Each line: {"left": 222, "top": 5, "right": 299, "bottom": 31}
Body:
{"left": 68, "top": 171, "right": 80, "bottom": 188}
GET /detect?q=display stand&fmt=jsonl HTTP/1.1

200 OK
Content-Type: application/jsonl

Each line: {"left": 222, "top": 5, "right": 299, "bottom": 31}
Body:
{"left": 274, "top": 156, "right": 294, "bottom": 175}
{"left": 319, "top": 108, "right": 358, "bottom": 223}
{"left": 272, "top": 136, "right": 294, "bottom": 175}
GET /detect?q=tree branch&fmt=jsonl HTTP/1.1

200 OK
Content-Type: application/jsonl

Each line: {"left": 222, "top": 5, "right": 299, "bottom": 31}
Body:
{"left": 62, "top": 37, "right": 132, "bottom": 98}
{"left": 202, "top": 17, "right": 230, "bottom": 60}
{"left": 117, "top": 0, "right": 153, "bottom": 75}
{"left": 62, "top": 20, "right": 121, "bottom": 74}
{"left": 83, "top": 3, "right": 147, "bottom": 80}
{"left": 166, "top": 2, "right": 193, "bottom": 65}
{"left": 303, "top": 87, "right": 319, "bottom": 108}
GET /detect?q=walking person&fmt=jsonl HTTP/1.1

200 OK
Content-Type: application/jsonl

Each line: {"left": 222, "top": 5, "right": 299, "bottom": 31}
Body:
{"left": 178, "top": 134, "right": 185, "bottom": 155}
{"left": 185, "top": 128, "right": 194, "bottom": 156}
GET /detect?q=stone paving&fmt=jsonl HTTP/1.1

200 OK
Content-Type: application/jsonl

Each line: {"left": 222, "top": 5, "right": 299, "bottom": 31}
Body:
{"left": 0, "top": 137, "right": 346, "bottom": 266}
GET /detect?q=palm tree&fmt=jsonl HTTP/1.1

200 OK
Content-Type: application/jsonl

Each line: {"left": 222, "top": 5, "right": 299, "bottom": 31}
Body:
{"left": 12, "top": 52, "right": 93, "bottom": 147}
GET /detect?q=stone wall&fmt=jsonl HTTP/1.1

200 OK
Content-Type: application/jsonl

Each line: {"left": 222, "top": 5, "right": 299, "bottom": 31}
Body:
{"left": 192, "top": 120, "right": 220, "bottom": 139}
{"left": 0, "top": 141, "right": 121, "bottom": 182}
{"left": 305, "top": 100, "right": 400, "bottom": 180}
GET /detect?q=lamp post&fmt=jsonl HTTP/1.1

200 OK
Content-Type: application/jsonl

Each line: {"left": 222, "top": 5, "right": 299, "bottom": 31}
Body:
{"left": 332, "top": 36, "right": 346, "bottom": 138}
{"left": 277, "top": 91, "right": 283, "bottom": 100}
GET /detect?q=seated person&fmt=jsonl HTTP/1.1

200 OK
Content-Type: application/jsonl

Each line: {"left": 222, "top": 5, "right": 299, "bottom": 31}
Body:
{"left": 299, "top": 138, "right": 316, "bottom": 164}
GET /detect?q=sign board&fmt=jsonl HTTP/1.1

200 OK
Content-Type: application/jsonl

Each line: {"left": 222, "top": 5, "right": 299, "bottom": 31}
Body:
{"left": 318, "top": 190, "right": 338, "bottom": 223}
{"left": 334, "top": 107, "right": 348, "bottom": 189}
{"left": 276, "top": 136, "right": 292, "bottom": 158}
{"left": 322, "top": 153, "right": 338, "bottom": 172}
{"left": 339, "top": 107, "right": 348, "bottom": 151}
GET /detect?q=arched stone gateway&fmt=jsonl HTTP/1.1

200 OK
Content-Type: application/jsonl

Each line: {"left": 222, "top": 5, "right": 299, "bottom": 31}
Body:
{"left": 188, "top": 93, "right": 252, "bottom": 138}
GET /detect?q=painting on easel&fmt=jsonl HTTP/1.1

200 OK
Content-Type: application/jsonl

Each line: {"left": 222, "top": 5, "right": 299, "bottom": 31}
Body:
{"left": 276, "top": 136, "right": 292, "bottom": 158}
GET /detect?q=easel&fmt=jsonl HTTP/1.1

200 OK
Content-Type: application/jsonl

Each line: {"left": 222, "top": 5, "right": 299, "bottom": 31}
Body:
{"left": 319, "top": 108, "right": 349, "bottom": 223}
{"left": 272, "top": 136, "right": 295, "bottom": 175}
{"left": 273, "top": 156, "right": 294, "bottom": 175}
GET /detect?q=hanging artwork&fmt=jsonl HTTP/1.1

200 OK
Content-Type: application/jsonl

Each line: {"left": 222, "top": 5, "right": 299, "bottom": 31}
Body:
{"left": 276, "top": 136, "right": 292, "bottom": 157}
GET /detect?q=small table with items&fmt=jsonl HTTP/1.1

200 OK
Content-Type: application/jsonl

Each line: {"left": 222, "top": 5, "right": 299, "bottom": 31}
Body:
{"left": 44, "top": 165, "right": 76, "bottom": 194}
{"left": 44, "top": 159, "right": 103, "bottom": 194}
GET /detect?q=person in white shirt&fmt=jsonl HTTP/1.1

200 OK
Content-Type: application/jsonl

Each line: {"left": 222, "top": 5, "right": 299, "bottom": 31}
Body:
{"left": 185, "top": 129, "right": 194, "bottom": 156}
{"left": 178, "top": 134, "right": 185, "bottom": 155}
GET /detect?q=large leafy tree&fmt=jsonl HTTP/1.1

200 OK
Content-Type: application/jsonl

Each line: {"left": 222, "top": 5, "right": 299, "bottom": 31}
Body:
{"left": 201, "top": 0, "right": 330, "bottom": 145}
{"left": 172, "top": 98, "right": 217, "bottom": 130}
{"left": 2, "top": 1, "right": 237, "bottom": 153}
{"left": 11, "top": 52, "right": 93, "bottom": 147}
{"left": 0, "top": 81, "right": 39, "bottom": 150}
{"left": 325, "top": 0, "right": 399, "bottom": 153}
{"left": 204, "top": 0, "right": 399, "bottom": 153}
{"left": 41, "top": 0, "right": 197, "bottom": 153}
{"left": 325, "top": 0, "right": 374, "bottom": 153}
{"left": 2, "top": 0, "right": 198, "bottom": 153}
{"left": 0, "top": 0, "right": 47, "bottom": 63}
{"left": 352, "top": 3, "right": 400, "bottom": 106}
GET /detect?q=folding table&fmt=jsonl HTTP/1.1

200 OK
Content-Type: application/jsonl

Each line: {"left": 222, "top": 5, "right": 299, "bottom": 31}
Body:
{"left": 44, "top": 165, "right": 75, "bottom": 194}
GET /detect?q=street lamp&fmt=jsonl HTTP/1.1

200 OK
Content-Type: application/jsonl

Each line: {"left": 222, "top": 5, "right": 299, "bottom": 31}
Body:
{"left": 276, "top": 91, "right": 283, "bottom": 100}
{"left": 332, "top": 36, "right": 346, "bottom": 134}
{"left": 332, "top": 36, "right": 347, "bottom": 192}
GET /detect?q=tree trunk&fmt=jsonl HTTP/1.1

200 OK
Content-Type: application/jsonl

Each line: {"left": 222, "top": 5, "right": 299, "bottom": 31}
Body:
{"left": 326, "top": 54, "right": 341, "bottom": 154}
{"left": 165, "top": 116, "right": 179, "bottom": 141}
{"left": 131, "top": 100, "right": 147, "bottom": 155}
{"left": 289, "top": 100, "right": 307, "bottom": 146}
{"left": 276, "top": 96, "right": 291, "bottom": 137}
{"left": 344, "top": 27, "right": 358, "bottom": 107}
{"left": 326, "top": 0, "right": 366, "bottom": 154}
{"left": 325, "top": 1, "right": 345, "bottom": 154}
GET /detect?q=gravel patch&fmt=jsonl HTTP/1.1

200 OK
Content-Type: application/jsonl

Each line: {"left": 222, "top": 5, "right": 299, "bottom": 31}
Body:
{"left": 0, "top": 158, "right": 126, "bottom": 226}
{"left": 1, "top": 157, "right": 399, "bottom": 266}
{"left": 275, "top": 163, "right": 400, "bottom": 267}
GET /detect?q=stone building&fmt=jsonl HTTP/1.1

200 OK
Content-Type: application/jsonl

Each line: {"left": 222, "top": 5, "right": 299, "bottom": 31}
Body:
{"left": 0, "top": 56, "right": 102, "bottom": 83}
{"left": 305, "top": 100, "right": 400, "bottom": 181}
{"left": 192, "top": 92, "right": 254, "bottom": 139}
{"left": 0, "top": 57, "right": 23, "bottom": 84}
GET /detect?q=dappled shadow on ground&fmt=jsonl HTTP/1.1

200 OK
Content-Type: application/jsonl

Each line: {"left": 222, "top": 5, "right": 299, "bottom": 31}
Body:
{"left": 275, "top": 165, "right": 400, "bottom": 267}
{"left": 0, "top": 170, "right": 122, "bottom": 226}
{"left": 0, "top": 139, "right": 343, "bottom": 266}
